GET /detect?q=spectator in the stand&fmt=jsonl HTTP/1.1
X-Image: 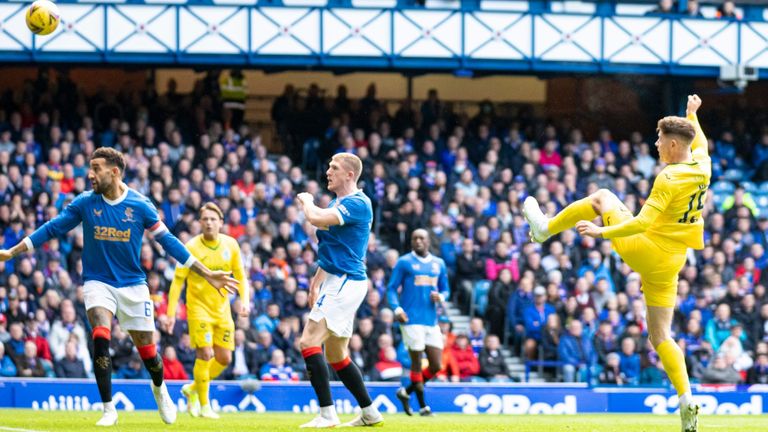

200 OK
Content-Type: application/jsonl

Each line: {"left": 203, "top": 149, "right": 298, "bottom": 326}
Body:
{"left": 509, "top": 277, "right": 534, "bottom": 354}
{"left": 646, "top": 0, "right": 673, "bottom": 16}
{"left": 468, "top": 318, "right": 486, "bottom": 356}
{"left": 558, "top": 320, "right": 596, "bottom": 383}
{"left": 594, "top": 320, "right": 619, "bottom": 366}
{"left": 162, "top": 345, "right": 188, "bottom": 380}
{"left": 349, "top": 334, "right": 367, "bottom": 378}
{"left": 747, "top": 353, "right": 768, "bottom": 384}
{"left": 706, "top": 303, "right": 741, "bottom": 351}
{"left": 48, "top": 299, "right": 88, "bottom": 365}
{"left": 260, "top": 349, "right": 299, "bottom": 382}
{"left": 5, "top": 322, "right": 26, "bottom": 361}
{"left": 0, "top": 342, "right": 17, "bottom": 377}
{"left": 54, "top": 340, "right": 87, "bottom": 378}
{"left": 541, "top": 313, "right": 562, "bottom": 363}
{"left": 523, "top": 286, "right": 555, "bottom": 360}
{"left": 455, "top": 238, "right": 484, "bottom": 314}
{"left": 485, "top": 268, "right": 514, "bottom": 338}
{"left": 17, "top": 341, "right": 46, "bottom": 377}
{"left": 717, "top": 1, "right": 740, "bottom": 20}
{"left": 686, "top": 0, "right": 704, "bottom": 18}
{"left": 230, "top": 329, "right": 257, "bottom": 380}
{"left": 479, "top": 335, "right": 511, "bottom": 382}
{"left": 372, "top": 346, "right": 403, "bottom": 382}
{"left": 618, "top": 337, "right": 641, "bottom": 385}
{"left": 599, "top": 352, "right": 624, "bottom": 385}
{"left": 114, "top": 353, "right": 151, "bottom": 380}
{"left": 451, "top": 335, "right": 480, "bottom": 381}
{"left": 485, "top": 241, "right": 518, "bottom": 282}
{"left": 254, "top": 303, "right": 280, "bottom": 333}
{"left": 702, "top": 354, "right": 742, "bottom": 384}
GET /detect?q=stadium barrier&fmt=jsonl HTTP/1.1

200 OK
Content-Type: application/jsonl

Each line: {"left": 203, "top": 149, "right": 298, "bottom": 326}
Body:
{"left": 0, "top": 379, "right": 766, "bottom": 415}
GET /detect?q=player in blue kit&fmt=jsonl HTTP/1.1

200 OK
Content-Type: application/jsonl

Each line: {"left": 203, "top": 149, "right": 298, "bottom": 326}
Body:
{"left": 295, "top": 153, "right": 384, "bottom": 428}
{"left": 0, "top": 147, "right": 239, "bottom": 427}
{"left": 388, "top": 229, "right": 449, "bottom": 417}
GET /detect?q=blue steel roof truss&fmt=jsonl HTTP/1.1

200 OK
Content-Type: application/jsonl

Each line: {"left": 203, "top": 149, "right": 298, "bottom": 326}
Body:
{"left": 0, "top": 3, "right": 763, "bottom": 78}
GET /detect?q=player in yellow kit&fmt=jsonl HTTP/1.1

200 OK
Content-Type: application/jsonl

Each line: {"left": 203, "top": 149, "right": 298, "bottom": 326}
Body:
{"left": 523, "top": 95, "right": 708, "bottom": 432}
{"left": 166, "top": 202, "right": 250, "bottom": 419}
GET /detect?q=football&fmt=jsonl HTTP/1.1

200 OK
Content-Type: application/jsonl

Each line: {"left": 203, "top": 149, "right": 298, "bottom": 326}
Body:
{"left": 25, "top": 0, "right": 60, "bottom": 36}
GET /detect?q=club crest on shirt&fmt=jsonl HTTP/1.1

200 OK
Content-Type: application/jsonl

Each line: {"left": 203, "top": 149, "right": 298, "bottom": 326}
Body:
{"left": 432, "top": 262, "right": 440, "bottom": 273}
{"left": 122, "top": 207, "right": 135, "bottom": 223}
{"left": 222, "top": 248, "right": 231, "bottom": 261}
{"left": 93, "top": 209, "right": 102, "bottom": 217}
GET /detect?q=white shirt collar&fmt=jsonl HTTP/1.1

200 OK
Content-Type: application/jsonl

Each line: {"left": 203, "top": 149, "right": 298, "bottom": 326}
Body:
{"left": 102, "top": 183, "right": 129, "bottom": 206}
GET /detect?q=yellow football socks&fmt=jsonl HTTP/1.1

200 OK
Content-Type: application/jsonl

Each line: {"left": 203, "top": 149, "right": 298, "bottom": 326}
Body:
{"left": 657, "top": 339, "right": 691, "bottom": 396}
{"left": 547, "top": 197, "right": 597, "bottom": 236}
{"left": 208, "top": 359, "right": 228, "bottom": 381}
{"left": 194, "top": 358, "right": 212, "bottom": 407}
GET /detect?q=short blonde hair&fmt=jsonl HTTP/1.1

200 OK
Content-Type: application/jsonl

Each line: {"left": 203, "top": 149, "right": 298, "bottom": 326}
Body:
{"left": 199, "top": 202, "right": 224, "bottom": 220}
{"left": 657, "top": 116, "right": 696, "bottom": 145}
{"left": 332, "top": 153, "right": 363, "bottom": 182}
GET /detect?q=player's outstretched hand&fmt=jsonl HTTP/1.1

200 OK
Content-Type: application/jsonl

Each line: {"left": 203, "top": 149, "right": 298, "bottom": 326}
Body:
{"left": 575, "top": 220, "right": 603, "bottom": 239}
{"left": 687, "top": 94, "right": 702, "bottom": 115}
{"left": 206, "top": 270, "right": 240, "bottom": 297}
{"left": 0, "top": 250, "right": 12, "bottom": 262}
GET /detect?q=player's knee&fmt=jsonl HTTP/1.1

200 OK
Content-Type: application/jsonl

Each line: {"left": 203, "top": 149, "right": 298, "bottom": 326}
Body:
{"left": 214, "top": 350, "right": 231, "bottom": 365}
{"left": 299, "top": 335, "right": 320, "bottom": 351}
{"left": 591, "top": 189, "right": 612, "bottom": 212}
{"left": 648, "top": 331, "right": 670, "bottom": 349}
{"left": 197, "top": 348, "right": 214, "bottom": 361}
{"left": 428, "top": 362, "right": 441, "bottom": 375}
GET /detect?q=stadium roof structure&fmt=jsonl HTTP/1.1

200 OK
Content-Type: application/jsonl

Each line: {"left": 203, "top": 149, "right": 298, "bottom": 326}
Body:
{"left": 1, "top": 0, "right": 767, "bottom": 78}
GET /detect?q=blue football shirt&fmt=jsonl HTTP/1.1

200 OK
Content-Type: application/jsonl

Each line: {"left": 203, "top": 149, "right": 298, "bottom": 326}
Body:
{"left": 316, "top": 190, "right": 372, "bottom": 281}
{"left": 26, "top": 187, "right": 193, "bottom": 288}
{"left": 387, "top": 252, "right": 450, "bottom": 326}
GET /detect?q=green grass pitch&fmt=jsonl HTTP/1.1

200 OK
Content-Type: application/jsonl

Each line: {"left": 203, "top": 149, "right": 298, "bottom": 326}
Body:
{"left": 0, "top": 410, "right": 766, "bottom": 431}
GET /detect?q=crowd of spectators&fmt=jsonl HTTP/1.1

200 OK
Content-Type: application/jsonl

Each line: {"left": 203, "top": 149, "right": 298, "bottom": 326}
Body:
{"left": 1, "top": 68, "right": 768, "bottom": 388}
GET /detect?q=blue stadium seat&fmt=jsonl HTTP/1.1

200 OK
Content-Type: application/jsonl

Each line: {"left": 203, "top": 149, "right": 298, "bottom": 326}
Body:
{"left": 712, "top": 181, "right": 735, "bottom": 194}
{"left": 742, "top": 181, "right": 757, "bottom": 193}
{"left": 723, "top": 169, "right": 743, "bottom": 182}
{"left": 755, "top": 195, "right": 768, "bottom": 208}
{"left": 713, "top": 192, "right": 730, "bottom": 208}
{"left": 759, "top": 182, "right": 768, "bottom": 194}
{"left": 473, "top": 280, "right": 492, "bottom": 316}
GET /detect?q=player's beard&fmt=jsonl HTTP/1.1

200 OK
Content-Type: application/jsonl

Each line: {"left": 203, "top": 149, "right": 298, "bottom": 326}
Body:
{"left": 92, "top": 177, "right": 107, "bottom": 195}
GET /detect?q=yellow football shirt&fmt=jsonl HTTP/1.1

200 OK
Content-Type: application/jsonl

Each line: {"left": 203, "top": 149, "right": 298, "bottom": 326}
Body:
{"left": 602, "top": 113, "right": 711, "bottom": 251}
{"left": 643, "top": 113, "right": 711, "bottom": 250}
{"left": 167, "top": 234, "right": 249, "bottom": 322}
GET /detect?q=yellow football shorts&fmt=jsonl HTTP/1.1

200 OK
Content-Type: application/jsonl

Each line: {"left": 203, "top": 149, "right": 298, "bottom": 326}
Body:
{"left": 188, "top": 318, "right": 235, "bottom": 351}
{"left": 603, "top": 205, "right": 686, "bottom": 308}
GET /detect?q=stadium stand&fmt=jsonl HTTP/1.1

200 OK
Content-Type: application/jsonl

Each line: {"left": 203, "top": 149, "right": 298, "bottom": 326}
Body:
{"left": 1, "top": 65, "right": 768, "bottom": 389}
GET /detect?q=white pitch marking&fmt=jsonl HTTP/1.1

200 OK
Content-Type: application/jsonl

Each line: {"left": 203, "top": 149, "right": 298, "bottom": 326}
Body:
{"left": 0, "top": 426, "right": 49, "bottom": 432}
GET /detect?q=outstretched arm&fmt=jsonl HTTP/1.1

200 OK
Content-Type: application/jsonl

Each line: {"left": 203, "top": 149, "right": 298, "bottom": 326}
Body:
{"left": 0, "top": 200, "right": 83, "bottom": 261}
{"left": 577, "top": 204, "right": 662, "bottom": 239}
{"left": 686, "top": 94, "right": 708, "bottom": 159}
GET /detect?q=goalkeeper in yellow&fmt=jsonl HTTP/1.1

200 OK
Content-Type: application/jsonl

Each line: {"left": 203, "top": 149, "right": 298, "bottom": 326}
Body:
{"left": 165, "top": 202, "right": 250, "bottom": 419}
{"left": 524, "top": 95, "right": 707, "bottom": 432}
